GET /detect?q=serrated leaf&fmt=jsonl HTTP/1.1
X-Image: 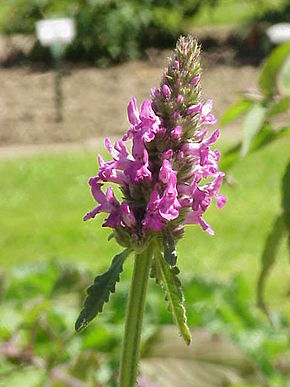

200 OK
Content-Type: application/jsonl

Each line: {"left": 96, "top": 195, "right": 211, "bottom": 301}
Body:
{"left": 278, "top": 54, "right": 290, "bottom": 96}
{"left": 162, "top": 229, "right": 177, "bottom": 266}
{"left": 141, "top": 326, "right": 266, "bottom": 387}
{"left": 221, "top": 99, "right": 254, "bottom": 126}
{"left": 108, "top": 232, "right": 115, "bottom": 241}
{"left": 241, "top": 103, "right": 267, "bottom": 157}
{"left": 259, "top": 42, "right": 290, "bottom": 96}
{"left": 153, "top": 245, "right": 191, "bottom": 345}
{"left": 257, "top": 215, "right": 286, "bottom": 314}
{"left": 75, "top": 249, "right": 131, "bottom": 331}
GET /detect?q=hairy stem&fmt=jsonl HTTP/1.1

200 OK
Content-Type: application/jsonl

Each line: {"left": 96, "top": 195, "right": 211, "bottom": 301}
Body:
{"left": 119, "top": 243, "right": 153, "bottom": 387}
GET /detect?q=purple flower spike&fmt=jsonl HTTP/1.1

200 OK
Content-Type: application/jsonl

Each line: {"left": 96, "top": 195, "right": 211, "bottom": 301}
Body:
{"left": 84, "top": 36, "right": 225, "bottom": 245}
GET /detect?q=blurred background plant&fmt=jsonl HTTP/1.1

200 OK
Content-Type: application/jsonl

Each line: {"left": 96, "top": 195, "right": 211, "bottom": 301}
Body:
{"left": 220, "top": 43, "right": 290, "bottom": 324}
{"left": 221, "top": 42, "right": 290, "bottom": 170}
{"left": 0, "top": 0, "right": 289, "bottom": 64}
{"left": 0, "top": 260, "right": 289, "bottom": 386}
{"left": 0, "top": 0, "right": 220, "bottom": 64}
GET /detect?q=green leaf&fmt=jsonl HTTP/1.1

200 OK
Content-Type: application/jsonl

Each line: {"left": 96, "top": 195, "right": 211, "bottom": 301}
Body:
{"left": 250, "top": 124, "right": 290, "bottom": 152}
{"left": 162, "top": 229, "right": 177, "bottom": 266}
{"left": 75, "top": 249, "right": 131, "bottom": 331}
{"left": 221, "top": 125, "right": 290, "bottom": 171}
{"left": 282, "top": 162, "right": 290, "bottom": 252}
{"left": 141, "top": 326, "right": 266, "bottom": 387}
{"left": 241, "top": 103, "right": 267, "bottom": 157}
{"left": 153, "top": 245, "right": 191, "bottom": 345}
{"left": 257, "top": 215, "right": 286, "bottom": 314}
{"left": 259, "top": 42, "right": 290, "bottom": 96}
{"left": 267, "top": 96, "right": 289, "bottom": 118}
{"left": 221, "top": 99, "right": 254, "bottom": 126}
{"left": 278, "top": 54, "right": 290, "bottom": 96}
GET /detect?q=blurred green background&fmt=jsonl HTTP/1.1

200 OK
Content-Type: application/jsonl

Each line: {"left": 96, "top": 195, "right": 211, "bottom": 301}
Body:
{"left": 0, "top": 0, "right": 289, "bottom": 386}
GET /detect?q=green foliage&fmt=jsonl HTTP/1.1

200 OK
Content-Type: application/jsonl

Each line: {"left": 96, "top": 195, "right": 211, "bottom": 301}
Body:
{"left": 220, "top": 124, "right": 290, "bottom": 170}
{"left": 221, "top": 99, "right": 254, "bottom": 126}
{"left": 152, "top": 244, "right": 191, "bottom": 345}
{"left": 241, "top": 102, "right": 267, "bottom": 157}
{"left": 221, "top": 42, "right": 290, "bottom": 168}
{"left": 282, "top": 162, "right": 290, "bottom": 235}
{"left": 259, "top": 42, "right": 290, "bottom": 97}
{"left": 278, "top": 55, "right": 290, "bottom": 96}
{"left": 257, "top": 214, "right": 286, "bottom": 316}
{"left": 257, "top": 162, "right": 290, "bottom": 317}
{"left": 0, "top": 261, "right": 289, "bottom": 385}
{"left": 0, "top": 0, "right": 217, "bottom": 64}
{"left": 221, "top": 44, "right": 290, "bottom": 323}
{"left": 267, "top": 96, "right": 289, "bottom": 117}
{"left": 75, "top": 248, "right": 131, "bottom": 331}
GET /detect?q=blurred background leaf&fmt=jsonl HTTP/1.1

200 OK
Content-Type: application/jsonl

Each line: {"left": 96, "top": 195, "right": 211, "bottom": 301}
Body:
{"left": 141, "top": 326, "right": 266, "bottom": 387}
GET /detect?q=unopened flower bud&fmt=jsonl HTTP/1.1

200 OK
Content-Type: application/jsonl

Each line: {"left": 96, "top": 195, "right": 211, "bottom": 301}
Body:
{"left": 162, "top": 84, "right": 171, "bottom": 98}
{"left": 172, "top": 111, "right": 180, "bottom": 120}
{"left": 191, "top": 75, "right": 200, "bottom": 85}
{"left": 151, "top": 87, "right": 160, "bottom": 99}
{"left": 174, "top": 59, "right": 180, "bottom": 70}
{"left": 177, "top": 94, "right": 184, "bottom": 104}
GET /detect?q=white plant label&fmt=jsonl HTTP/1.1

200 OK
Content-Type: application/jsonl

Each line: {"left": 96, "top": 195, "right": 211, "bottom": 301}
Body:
{"left": 36, "top": 18, "right": 76, "bottom": 47}
{"left": 266, "top": 23, "right": 290, "bottom": 44}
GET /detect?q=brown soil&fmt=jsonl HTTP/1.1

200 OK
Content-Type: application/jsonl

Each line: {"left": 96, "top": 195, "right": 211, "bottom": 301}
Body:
{"left": 0, "top": 51, "right": 259, "bottom": 147}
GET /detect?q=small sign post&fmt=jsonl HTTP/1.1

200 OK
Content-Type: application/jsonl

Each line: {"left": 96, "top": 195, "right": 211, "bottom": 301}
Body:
{"left": 36, "top": 18, "right": 76, "bottom": 122}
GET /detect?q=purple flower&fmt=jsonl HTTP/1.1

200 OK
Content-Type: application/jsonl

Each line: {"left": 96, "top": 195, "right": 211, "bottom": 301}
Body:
{"left": 201, "top": 99, "right": 217, "bottom": 125}
{"left": 158, "top": 179, "right": 180, "bottom": 221}
{"left": 120, "top": 202, "right": 136, "bottom": 228}
{"left": 127, "top": 97, "right": 140, "bottom": 125}
{"left": 84, "top": 36, "right": 226, "bottom": 242}
{"left": 159, "top": 160, "right": 176, "bottom": 184}
{"left": 187, "top": 103, "right": 202, "bottom": 115}
{"left": 84, "top": 182, "right": 122, "bottom": 228}
{"left": 185, "top": 209, "right": 214, "bottom": 235}
{"left": 170, "top": 125, "right": 183, "bottom": 139}
{"left": 143, "top": 191, "right": 164, "bottom": 231}
{"left": 162, "top": 149, "right": 174, "bottom": 160}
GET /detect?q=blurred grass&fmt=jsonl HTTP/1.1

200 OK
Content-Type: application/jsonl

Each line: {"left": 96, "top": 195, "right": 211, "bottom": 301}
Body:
{"left": 0, "top": 136, "right": 289, "bottom": 314}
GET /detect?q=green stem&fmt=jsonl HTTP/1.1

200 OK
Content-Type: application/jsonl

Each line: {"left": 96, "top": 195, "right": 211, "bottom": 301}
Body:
{"left": 119, "top": 243, "right": 153, "bottom": 387}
